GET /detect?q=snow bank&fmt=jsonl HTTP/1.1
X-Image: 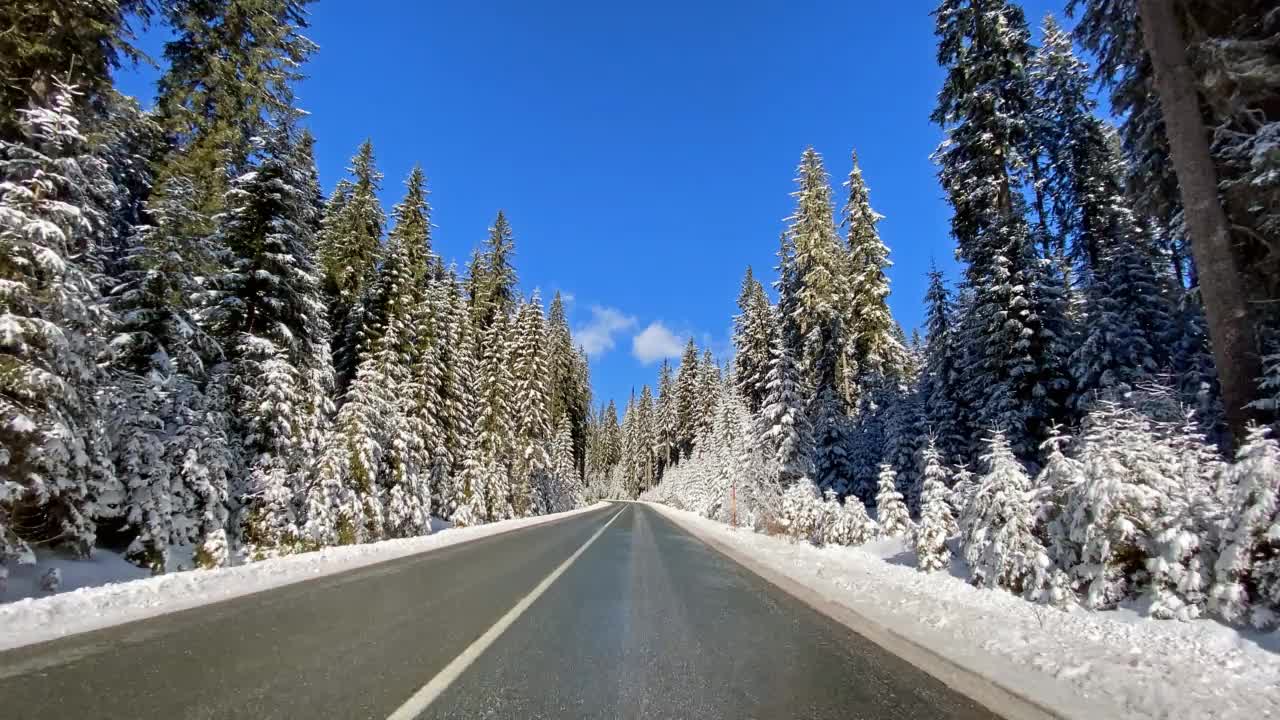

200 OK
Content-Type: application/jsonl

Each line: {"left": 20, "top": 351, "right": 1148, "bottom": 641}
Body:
{"left": 646, "top": 502, "right": 1280, "bottom": 720}
{"left": 0, "top": 503, "right": 609, "bottom": 651}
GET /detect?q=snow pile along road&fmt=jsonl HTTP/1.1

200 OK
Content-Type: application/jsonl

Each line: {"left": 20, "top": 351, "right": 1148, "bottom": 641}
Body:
{"left": 0, "top": 503, "right": 609, "bottom": 652}
{"left": 646, "top": 502, "right": 1280, "bottom": 720}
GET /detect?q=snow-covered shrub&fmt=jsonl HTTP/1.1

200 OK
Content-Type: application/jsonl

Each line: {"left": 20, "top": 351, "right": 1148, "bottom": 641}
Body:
{"left": 1062, "top": 400, "right": 1225, "bottom": 618}
{"left": 1211, "top": 426, "right": 1280, "bottom": 628}
{"left": 823, "top": 494, "right": 878, "bottom": 546}
{"left": 915, "top": 443, "right": 955, "bottom": 572}
{"left": 874, "top": 465, "right": 913, "bottom": 538}
{"left": 195, "top": 529, "right": 230, "bottom": 569}
{"left": 779, "top": 480, "right": 823, "bottom": 543}
{"left": 960, "top": 433, "right": 1050, "bottom": 597}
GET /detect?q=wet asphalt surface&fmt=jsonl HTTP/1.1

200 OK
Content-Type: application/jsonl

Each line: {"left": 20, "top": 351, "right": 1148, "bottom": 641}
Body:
{"left": 0, "top": 503, "right": 999, "bottom": 719}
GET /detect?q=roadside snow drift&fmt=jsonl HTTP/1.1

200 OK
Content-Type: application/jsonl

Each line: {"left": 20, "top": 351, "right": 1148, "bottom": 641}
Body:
{"left": 647, "top": 502, "right": 1280, "bottom": 720}
{"left": 0, "top": 503, "right": 609, "bottom": 651}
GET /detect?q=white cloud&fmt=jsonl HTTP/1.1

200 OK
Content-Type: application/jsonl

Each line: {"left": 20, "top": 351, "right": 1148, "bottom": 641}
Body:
{"left": 632, "top": 322, "right": 686, "bottom": 364}
{"left": 575, "top": 305, "right": 637, "bottom": 357}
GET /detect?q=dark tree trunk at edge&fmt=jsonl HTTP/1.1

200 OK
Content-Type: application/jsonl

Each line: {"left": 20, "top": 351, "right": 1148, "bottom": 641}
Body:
{"left": 1137, "top": 0, "right": 1263, "bottom": 440}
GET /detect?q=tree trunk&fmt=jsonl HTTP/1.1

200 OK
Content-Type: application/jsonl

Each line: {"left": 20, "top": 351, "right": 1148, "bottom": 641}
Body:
{"left": 1137, "top": 0, "right": 1262, "bottom": 440}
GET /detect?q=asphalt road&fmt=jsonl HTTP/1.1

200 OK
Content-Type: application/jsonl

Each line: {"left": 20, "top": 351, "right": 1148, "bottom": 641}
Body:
{"left": 0, "top": 503, "right": 1000, "bottom": 719}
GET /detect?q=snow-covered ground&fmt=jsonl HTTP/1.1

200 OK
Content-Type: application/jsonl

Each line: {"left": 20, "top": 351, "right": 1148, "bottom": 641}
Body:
{"left": 0, "top": 503, "right": 608, "bottom": 651}
{"left": 646, "top": 501, "right": 1280, "bottom": 720}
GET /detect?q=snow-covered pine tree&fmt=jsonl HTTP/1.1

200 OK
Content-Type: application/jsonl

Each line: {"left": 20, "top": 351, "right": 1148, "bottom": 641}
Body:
{"left": 206, "top": 117, "right": 334, "bottom": 554}
{"left": 653, "top": 359, "right": 678, "bottom": 474}
{"left": 672, "top": 338, "right": 701, "bottom": 461}
{"left": 154, "top": 0, "right": 317, "bottom": 224}
{"left": 960, "top": 432, "right": 1049, "bottom": 597}
{"left": 874, "top": 465, "right": 913, "bottom": 538}
{"left": 733, "top": 266, "right": 775, "bottom": 414}
{"left": 510, "top": 296, "right": 553, "bottom": 516}
{"left": 433, "top": 270, "right": 473, "bottom": 515}
{"left": 779, "top": 480, "right": 823, "bottom": 544}
{"left": 476, "top": 313, "right": 516, "bottom": 519}
{"left": 949, "top": 464, "right": 978, "bottom": 520}
{"left": 1, "top": 84, "right": 119, "bottom": 572}
{"left": 109, "top": 174, "right": 239, "bottom": 570}
{"left": 920, "top": 265, "right": 967, "bottom": 465}
{"left": 450, "top": 314, "right": 489, "bottom": 526}
{"left": 786, "top": 148, "right": 845, "bottom": 403}
{"left": 551, "top": 413, "right": 581, "bottom": 512}
{"left": 823, "top": 493, "right": 878, "bottom": 547}
{"left": 695, "top": 349, "right": 721, "bottom": 446}
{"left": 1210, "top": 426, "right": 1279, "bottom": 628}
{"left": 546, "top": 292, "right": 589, "bottom": 474}
{"left": 1036, "top": 424, "right": 1085, "bottom": 574}
{"left": 318, "top": 141, "right": 385, "bottom": 393}
{"left": 810, "top": 384, "right": 856, "bottom": 498}
{"left": 932, "top": 0, "right": 1073, "bottom": 459}
{"left": 1062, "top": 396, "right": 1225, "bottom": 617}
{"left": 378, "top": 167, "right": 435, "bottom": 539}
{"left": 1028, "top": 16, "right": 1175, "bottom": 412}
{"left": 758, "top": 333, "right": 813, "bottom": 488}
{"left": 915, "top": 440, "right": 956, "bottom": 572}
{"left": 882, "top": 375, "right": 926, "bottom": 512}
{"left": 840, "top": 150, "right": 902, "bottom": 405}
{"left": 634, "top": 385, "right": 658, "bottom": 495}
{"left": 468, "top": 211, "right": 518, "bottom": 333}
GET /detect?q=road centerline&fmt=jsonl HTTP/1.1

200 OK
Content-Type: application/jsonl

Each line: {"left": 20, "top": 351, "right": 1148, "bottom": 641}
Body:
{"left": 386, "top": 506, "right": 626, "bottom": 720}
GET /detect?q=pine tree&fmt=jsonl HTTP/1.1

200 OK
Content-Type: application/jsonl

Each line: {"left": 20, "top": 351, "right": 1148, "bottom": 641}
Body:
{"left": 634, "top": 385, "right": 658, "bottom": 495}
{"left": 810, "top": 384, "right": 855, "bottom": 497}
{"left": 205, "top": 118, "right": 332, "bottom": 553}
{"left": 841, "top": 151, "right": 901, "bottom": 403}
{"left": 450, "top": 314, "right": 489, "bottom": 525}
{"left": 883, "top": 377, "right": 926, "bottom": 512}
{"left": 920, "top": 266, "right": 967, "bottom": 464}
{"left": 1211, "top": 426, "right": 1280, "bottom": 628}
{"left": 673, "top": 338, "right": 701, "bottom": 459}
{"left": 318, "top": 141, "right": 385, "bottom": 392}
{"left": 823, "top": 494, "right": 878, "bottom": 546}
{"left": 468, "top": 211, "right": 518, "bottom": 333}
{"left": 551, "top": 413, "right": 582, "bottom": 512}
{"left": 109, "top": 175, "right": 236, "bottom": 570}
{"left": 654, "top": 359, "right": 677, "bottom": 472}
{"left": 155, "top": 0, "right": 317, "bottom": 218}
{"left": 0, "top": 0, "right": 146, "bottom": 137}
{"left": 787, "top": 148, "right": 845, "bottom": 399}
{"left": 546, "top": 291, "right": 589, "bottom": 473}
{"left": 733, "top": 266, "right": 775, "bottom": 413}
{"left": 1061, "top": 397, "right": 1224, "bottom": 616}
{"left": 696, "top": 349, "right": 721, "bottom": 444}
{"left": 511, "top": 296, "right": 553, "bottom": 516}
{"left": 915, "top": 441, "right": 956, "bottom": 572}
{"left": 758, "top": 334, "right": 813, "bottom": 487}
{"left": 378, "top": 167, "right": 435, "bottom": 538}
{"left": 932, "top": 0, "right": 1073, "bottom": 459}
{"left": 1072, "top": 0, "right": 1274, "bottom": 436}
{"left": 875, "top": 465, "right": 912, "bottom": 538}
{"left": 960, "top": 432, "right": 1049, "bottom": 597}
{"left": 476, "top": 313, "right": 516, "bottom": 520}
{"left": 1, "top": 84, "right": 119, "bottom": 569}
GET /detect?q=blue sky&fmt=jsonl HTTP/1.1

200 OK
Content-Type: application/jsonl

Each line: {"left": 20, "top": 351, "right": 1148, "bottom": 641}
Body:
{"left": 118, "top": 0, "right": 1071, "bottom": 411}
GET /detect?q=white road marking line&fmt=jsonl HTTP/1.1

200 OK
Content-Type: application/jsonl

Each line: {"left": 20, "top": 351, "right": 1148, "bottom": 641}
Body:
{"left": 386, "top": 507, "right": 625, "bottom": 720}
